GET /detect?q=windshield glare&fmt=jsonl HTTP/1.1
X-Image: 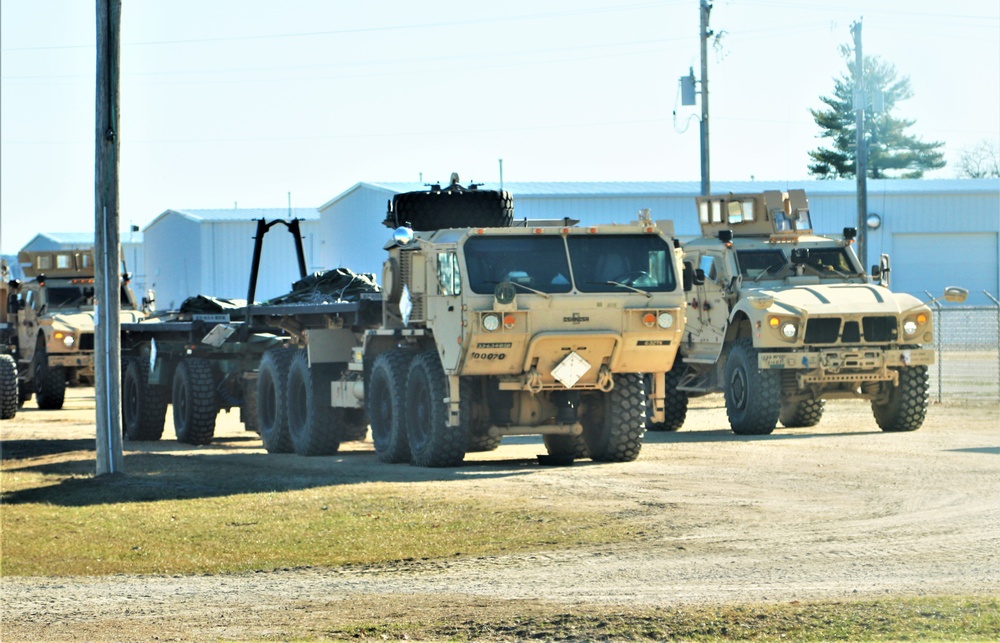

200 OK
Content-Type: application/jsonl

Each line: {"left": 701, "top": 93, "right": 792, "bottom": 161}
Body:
{"left": 462, "top": 234, "right": 676, "bottom": 294}
{"left": 736, "top": 247, "right": 859, "bottom": 279}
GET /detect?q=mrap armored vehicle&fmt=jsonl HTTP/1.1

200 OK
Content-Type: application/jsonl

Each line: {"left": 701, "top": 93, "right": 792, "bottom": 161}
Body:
{"left": 120, "top": 180, "right": 689, "bottom": 467}
{"left": 652, "top": 189, "right": 966, "bottom": 435}
{"left": 1, "top": 249, "right": 144, "bottom": 410}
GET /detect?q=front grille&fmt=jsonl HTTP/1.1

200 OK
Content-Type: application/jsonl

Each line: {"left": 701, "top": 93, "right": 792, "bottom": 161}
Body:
{"left": 841, "top": 321, "right": 860, "bottom": 343}
{"left": 78, "top": 333, "right": 94, "bottom": 350}
{"left": 804, "top": 318, "right": 840, "bottom": 344}
{"left": 862, "top": 316, "right": 897, "bottom": 342}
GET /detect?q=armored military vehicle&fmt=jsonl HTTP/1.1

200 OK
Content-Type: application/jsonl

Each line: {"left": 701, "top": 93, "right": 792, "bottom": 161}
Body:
{"left": 653, "top": 189, "right": 966, "bottom": 435}
{"left": 120, "top": 179, "right": 690, "bottom": 467}
{"left": 1, "top": 249, "right": 144, "bottom": 410}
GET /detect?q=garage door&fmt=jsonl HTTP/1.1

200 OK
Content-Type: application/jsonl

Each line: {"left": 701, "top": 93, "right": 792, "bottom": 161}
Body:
{"left": 892, "top": 233, "right": 998, "bottom": 305}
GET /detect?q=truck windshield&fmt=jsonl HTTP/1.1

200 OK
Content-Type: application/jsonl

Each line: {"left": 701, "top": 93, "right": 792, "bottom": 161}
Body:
{"left": 46, "top": 286, "right": 94, "bottom": 308}
{"left": 737, "top": 247, "right": 860, "bottom": 280}
{"left": 464, "top": 236, "right": 572, "bottom": 294}
{"left": 568, "top": 234, "right": 677, "bottom": 292}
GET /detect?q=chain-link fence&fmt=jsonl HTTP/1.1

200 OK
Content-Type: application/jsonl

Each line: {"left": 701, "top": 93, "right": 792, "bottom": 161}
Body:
{"left": 927, "top": 292, "right": 1000, "bottom": 403}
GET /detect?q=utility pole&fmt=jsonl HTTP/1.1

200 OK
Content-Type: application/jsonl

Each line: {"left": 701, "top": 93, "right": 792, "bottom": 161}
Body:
{"left": 699, "top": 0, "right": 712, "bottom": 196}
{"left": 852, "top": 18, "right": 868, "bottom": 269}
{"left": 95, "top": 0, "right": 124, "bottom": 476}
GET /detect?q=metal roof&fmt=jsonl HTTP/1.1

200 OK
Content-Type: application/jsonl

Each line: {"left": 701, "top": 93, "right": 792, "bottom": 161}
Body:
{"left": 360, "top": 178, "right": 998, "bottom": 199}
{"left": 166, "top": 207, "right": 320, "bottom": 223}
{"left": 21, "top": 231, "right": 144, "bottom": 251}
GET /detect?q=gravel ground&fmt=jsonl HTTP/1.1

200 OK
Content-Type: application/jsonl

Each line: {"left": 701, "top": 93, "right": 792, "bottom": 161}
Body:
{"left": 2, "top": 390, "right": 998, "bottom": 640}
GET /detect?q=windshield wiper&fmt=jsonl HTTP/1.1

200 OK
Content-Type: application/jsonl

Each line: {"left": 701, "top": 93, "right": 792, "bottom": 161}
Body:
{"left": 594, "top": 280, "right": 652, "bottom": 299}
{"left": 488, "top": 280, "right": 551, "bottom": 299}
{"left": 754, "top": 262, "right": 789, "bottom": 282}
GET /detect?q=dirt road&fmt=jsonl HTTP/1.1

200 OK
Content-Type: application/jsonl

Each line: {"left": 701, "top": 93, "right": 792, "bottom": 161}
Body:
{"left": 2, "top": 389, "right": 998, "bottom": 640}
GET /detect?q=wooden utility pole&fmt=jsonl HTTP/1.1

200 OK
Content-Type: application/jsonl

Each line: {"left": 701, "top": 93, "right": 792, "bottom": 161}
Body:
{"left": 95, "top": 0, "right": 124, "bottom": 475}
{"left": 699, "top": 0, "right": 712, "bottom": 196}
{"left": 852, "top": 19, "right": 869, "bottom": 269}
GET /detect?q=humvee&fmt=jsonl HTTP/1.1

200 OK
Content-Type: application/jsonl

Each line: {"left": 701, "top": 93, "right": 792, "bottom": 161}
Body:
{"left": 653, "top": 189, "right": 966, "bottom": 435}
{"left": 1, "top": 249, "right": 144, "bottom": 409}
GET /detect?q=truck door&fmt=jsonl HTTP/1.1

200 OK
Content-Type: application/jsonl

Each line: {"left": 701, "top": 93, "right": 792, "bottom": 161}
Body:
{"left": 17, "top": 289, "right": 38, "bottom": 365}
{"left": 683, "top": 251, "right": 729, "bottom": 363}
{"left": 425, "top": 250, "right": 463, "bottom": 372}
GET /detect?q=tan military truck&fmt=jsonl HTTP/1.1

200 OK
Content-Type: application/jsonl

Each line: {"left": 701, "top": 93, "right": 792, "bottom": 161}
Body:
{"left": 241, "top": 184, "right": 689, "bottom": 466}
{"left": 1, "top": 249, "right": 144, "bottom": 410}
{"left": 653, "top": 189, "right": 966, "bottom": 435}
{"left": 0, "top": 260, "right": 18, "bottom": 419}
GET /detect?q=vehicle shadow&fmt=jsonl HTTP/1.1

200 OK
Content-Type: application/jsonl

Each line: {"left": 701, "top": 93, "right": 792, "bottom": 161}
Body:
{"left": 1, "top": 438, "right": 561, "bottom": 508}
{"left": 642, "top": 428, "right": 885, "bottom": 443}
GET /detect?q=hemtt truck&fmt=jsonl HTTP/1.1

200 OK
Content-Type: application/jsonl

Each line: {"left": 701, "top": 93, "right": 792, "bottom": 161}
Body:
{"left": 652, "top": 189, "right": 966, "bottom": 436}
{"left": 1, "top": 250, "right": 144, "bottom": 411}
{"left": 121, "top": 182, "right": 688, "bottom": 466}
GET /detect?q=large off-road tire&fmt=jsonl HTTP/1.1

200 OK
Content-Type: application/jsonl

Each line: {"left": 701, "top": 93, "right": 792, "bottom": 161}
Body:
{"left": 0, "top": 354, "right": 17, "bottom": 420}
{"left": 646, "top": 360, "right": 689, "bottom": 432}
{"left": 872, "top": 365, "right": 929, "bottom": 432}
{"left": 122, "top": 357, "right": 168, "bottom": 440}
{"left": 406, "top": 350, "right": 468, "bottom": 467}
{"left": 172, "top": 358, "right": 218, "bottom": 445}
{"left": 462, "top": 378, "right": 500, "bottom": 453}
{"left": 779, "top": 397, "right": 825, "bottom": 428}
{"left": 580, "top": 372, "right": 646, "bottom": 462}
{"left": 542, "top": 433, "right": 589, "bottom": 459}
{"left": 338, "top": 408, "right": 369, "bottom": 442}
{"left": 367, "top": 351, "right": 412, "bottom": 464}
{"left": 241, "top": 378, "right": 259, "bottom": 433}
{"left": 18, "top": 378, "right": 32, "bottom": 407}
{"left": 286, "top": 351, "right": 340, "bottom": 456}
{"left": 724, "top": 339, "right": 780, "bottom": 435}
{"left": 257, "top": 347, "right": 295, "bottom": 453}
{"left": 392, "top": 188, "right": 513, "bottom": 231}
{"left": 34, "top": 364, "right": 66, "bottom": 410}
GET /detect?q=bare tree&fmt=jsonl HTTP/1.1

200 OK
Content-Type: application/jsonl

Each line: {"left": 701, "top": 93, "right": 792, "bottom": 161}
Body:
{"left": 957, "top": 140, "right": 1000, "bottom": 178}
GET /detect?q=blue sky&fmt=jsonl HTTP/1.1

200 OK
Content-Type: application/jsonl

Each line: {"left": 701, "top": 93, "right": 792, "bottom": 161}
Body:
{"left": 1, "top": 0, "right": 998, "bottom": 254}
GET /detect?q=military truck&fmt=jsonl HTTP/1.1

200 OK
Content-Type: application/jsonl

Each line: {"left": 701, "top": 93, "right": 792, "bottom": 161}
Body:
{"left": 0, "top": 249, "right": 145, "bottom": 410}
{"left": 0, "top": 260, "right": 18, "bottom": 419}
{"left": 121, "top": 180, "right": 688, "bottom": 466}
{"left": 652, "top": 189, "right": 966, "bottom": 435}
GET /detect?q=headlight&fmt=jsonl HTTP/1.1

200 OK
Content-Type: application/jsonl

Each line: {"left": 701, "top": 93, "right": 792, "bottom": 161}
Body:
{"left": 768, "top": 316, "right": 798, "bottom": 341}
{"left": 780, "top": 322, "right": 797, "bottom": 339}
{"left": 62, "top": 335, "right": 75, "bottom": 347}
{"left": 482, "top": 313, "right": 500, "bottom": 332}
{"left": 657, "top": 312, "right": 674, "bottom": 329}
{"left": 903, "top": 320, "right": 918, "bottom": 336}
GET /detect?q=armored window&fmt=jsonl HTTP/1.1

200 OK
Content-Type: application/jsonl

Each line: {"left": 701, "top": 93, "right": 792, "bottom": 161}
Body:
{"left": 463, "top": 236, "right": 571, "bottom": 294}
{"left": 436, "top": 252, "right": 462, "bottom": 296}
{"left": 36, "top": 255, "right": 52, "bottom": 270}
{"left": 55, "top": 254, "right": 72, "bottom": 269}
{"left": 699, "top": 255, "right": 718, "bottom": 281}
{"left": 569, "top": 234, "right": 677, "bottom": 293}
{"left": 735, "top": 249, "right": 787, "bottom": 280}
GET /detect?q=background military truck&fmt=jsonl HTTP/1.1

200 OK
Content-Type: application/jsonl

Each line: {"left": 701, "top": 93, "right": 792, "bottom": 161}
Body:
{"left": 0, "top": 261, "right": 18, "bottom": 419}
{"left": 0, "top": 249, "right": 144, "bottom": 410}
{"left": 651, "top": 189, "right": 966, "bottom": 436}
{"left": 120, "top": 179, "right": 689, "bottom": 467}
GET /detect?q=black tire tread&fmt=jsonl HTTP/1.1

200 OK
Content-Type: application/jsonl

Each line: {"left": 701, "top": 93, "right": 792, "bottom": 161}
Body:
{"left": 122, "top": 357, "right": 168, "bottom": 440}
{"left": 257, "top": 347, "right": 296, "bottom": 453}
{"left": 367, "top": 351, "right": 412, "bottom": 464}
{"left": 779, "top": 397, "right": 825, "bottom": 428}
{"left": 724, "top": 338, "right": 780, "bottom": 435}
{"left": 647, "top": 361, "right": 689, "bottom": 432}
{"left": 582, "top": 372, "right": 646, "bottom": 462}
{"left": 872, "top": 366, "right": 929, "bottom": 432}
{"left": 0, "top": 354, "right": 17, "bottom": 420}
{"left": 392, "top": 189, "right": 513, "bottom": 231}
{"left": 406, "top": 350, "right": 467, "bottom": 467}
{"left": 287, "top": 350, "right": 340, "bottom": 456}
{"left": 172, "top": 358, "right": 218, "bottom": 445}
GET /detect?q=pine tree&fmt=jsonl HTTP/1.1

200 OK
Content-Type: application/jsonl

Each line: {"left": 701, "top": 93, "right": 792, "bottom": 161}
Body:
{"left": 809, "top": 50, "right": 945, "bottom": 179}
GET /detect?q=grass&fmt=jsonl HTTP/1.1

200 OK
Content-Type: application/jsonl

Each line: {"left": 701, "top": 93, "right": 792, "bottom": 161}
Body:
{"left": 0, "top": 440, "right": 623, "bottom": 576}
{"left": 324, "top": 595, "right": 1000, "bottom": 641}
{"left": 3, "top": 438, "right": 997, "bottom": 641}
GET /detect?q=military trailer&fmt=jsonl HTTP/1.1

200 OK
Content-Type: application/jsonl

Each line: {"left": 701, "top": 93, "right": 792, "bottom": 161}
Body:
{"left": 654, "top": 189, "right": 966, "bottom": 436}
{"left": 121, "top": 181, "right": 688, "bottom": 467}
{"left": 0, "top": 249, "right": 144, "bottom": 411}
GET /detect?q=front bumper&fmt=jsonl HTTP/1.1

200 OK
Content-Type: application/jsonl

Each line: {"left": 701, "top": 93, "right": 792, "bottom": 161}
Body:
{"left": 758, "top": 347, "right": 933, "bottom": 386}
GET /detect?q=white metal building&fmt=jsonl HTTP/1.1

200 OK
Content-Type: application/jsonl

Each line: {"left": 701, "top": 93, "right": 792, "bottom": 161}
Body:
{"left": 318, "top": 178, "right": 999, "bottom": 305}
{"left": 142, "top": 208, "right": 321, "bottom": 311}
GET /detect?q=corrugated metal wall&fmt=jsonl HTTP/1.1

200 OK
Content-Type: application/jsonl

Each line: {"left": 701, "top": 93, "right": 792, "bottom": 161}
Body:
{"left": 145, "top": 214, "right": 321, "bottom": 310}
{"left": 320, "top": 186, "right": 395, "bottom": 278}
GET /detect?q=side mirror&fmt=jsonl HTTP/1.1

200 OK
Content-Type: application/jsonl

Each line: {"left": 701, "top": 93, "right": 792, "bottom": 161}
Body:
{"left": 693, "top": 268, "right": 706, "bottom": 286}
{"left": 876, "top": 253, "right": 891, "bottom": 287}
{"left": 870, "top": 264, "right": 880, "bottom": 278}
{"left": 944, "top": 287, "right": 968, "bottom": 303}
{"left": 682, "top": 262, "right": 695, "bottom": 292}
{"left": 790, "top": 247, "right": 809, "bottom": 265}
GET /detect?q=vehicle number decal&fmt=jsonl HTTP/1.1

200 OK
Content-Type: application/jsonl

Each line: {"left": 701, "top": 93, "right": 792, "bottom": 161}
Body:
{"left": 471, "top": 352, "right": 507, "bottom": 361}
